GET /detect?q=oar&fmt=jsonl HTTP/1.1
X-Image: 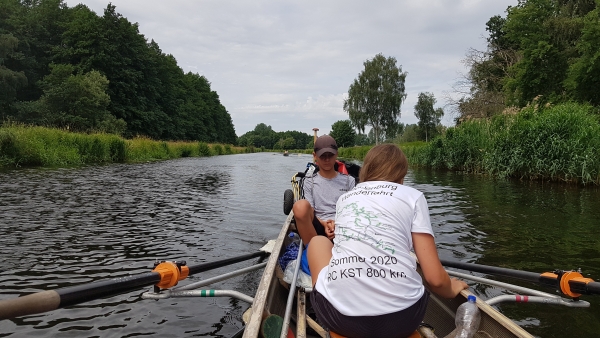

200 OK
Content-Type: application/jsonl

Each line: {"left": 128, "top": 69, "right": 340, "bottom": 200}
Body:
{"left": 440, "top": 258, "right": 600, "bottom": 297}
{"left": 0, "top": 250, "right": 270, "bottom": 320}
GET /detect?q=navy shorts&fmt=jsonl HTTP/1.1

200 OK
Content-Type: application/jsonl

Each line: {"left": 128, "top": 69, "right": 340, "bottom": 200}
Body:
{"left": 310, "top": 289, "right": 429, "bottom": 338}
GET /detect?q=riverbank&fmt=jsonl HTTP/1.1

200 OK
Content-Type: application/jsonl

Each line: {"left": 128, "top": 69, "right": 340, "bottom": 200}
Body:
{"left": 406, "top": 102, "right": 600, "bottom": 185}
{"left": 0, "top": 124, "right": 248, "bottom": 168}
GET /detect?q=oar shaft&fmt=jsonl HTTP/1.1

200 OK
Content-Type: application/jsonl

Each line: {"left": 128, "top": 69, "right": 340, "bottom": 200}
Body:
{"left": 439, "top": 259, "right": 541, "bottom": 284}
{"left": 440, "top": 258, "right": 600, "bottom": 296}
{"left": 58, "top": 273, "right": 160, "bottom": 307}
{"left": 187, "top": 251, "right": 268, "bottom": 275}
{"left": 0, "top": 251, "right": 269, "bottom": 320}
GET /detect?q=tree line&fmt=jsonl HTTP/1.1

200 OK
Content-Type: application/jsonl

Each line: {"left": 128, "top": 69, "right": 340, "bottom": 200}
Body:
{"left": 0, "top": 0, "right": 236, "bottom": 144}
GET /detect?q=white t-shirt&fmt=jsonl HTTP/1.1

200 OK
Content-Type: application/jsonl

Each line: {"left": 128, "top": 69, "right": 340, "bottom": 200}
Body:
{"left": 314, "top": 181, "right": 434, "bottom": 316}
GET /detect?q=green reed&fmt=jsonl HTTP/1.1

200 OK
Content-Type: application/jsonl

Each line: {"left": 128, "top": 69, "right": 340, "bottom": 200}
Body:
{"left": 410, "top": 102, "right": 600, "bottom": 185}
{"left": 0, "top": 124, "right": 245, "bottom": 168}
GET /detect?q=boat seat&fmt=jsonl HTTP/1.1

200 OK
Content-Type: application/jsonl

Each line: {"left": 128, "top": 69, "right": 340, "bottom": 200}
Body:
{"left": 329, "top": 330, "right": 421, "bottom": 338}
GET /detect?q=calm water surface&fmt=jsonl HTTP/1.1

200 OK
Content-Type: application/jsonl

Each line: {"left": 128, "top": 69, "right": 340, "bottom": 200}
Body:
{"left": 0, "top": 153, "right": 599, "bottom": 337}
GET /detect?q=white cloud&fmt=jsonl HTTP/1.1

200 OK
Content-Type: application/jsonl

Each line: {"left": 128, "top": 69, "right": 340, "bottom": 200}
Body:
{"left": 69, "top": 0, "right": 515, "bottom": 136}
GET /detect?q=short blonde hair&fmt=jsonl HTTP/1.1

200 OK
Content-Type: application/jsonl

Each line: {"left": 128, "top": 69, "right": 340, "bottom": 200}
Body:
{"left": 359, "top": 144, "right": 408, "bottom": 184}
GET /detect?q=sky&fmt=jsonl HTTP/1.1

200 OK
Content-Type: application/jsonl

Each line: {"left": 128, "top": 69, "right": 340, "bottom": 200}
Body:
{"left": 70, "top": 0, "right": 517, "bottom": 137}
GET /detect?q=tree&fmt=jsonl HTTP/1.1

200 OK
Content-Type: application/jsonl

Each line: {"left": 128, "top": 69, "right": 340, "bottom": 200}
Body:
{"left": 36, "top": 63, "right": 117, "bottom": 131}
{"left": 329, "top": 120, "right": 356, "bottom": 147}
{"left": 0, "top": 34, "right": 27, "bottom": 114}
{"left": 565, "top": 5, "right": 600, "bottom": 106}
{"left": 354, "top": 133, "right": 370, "bottom": 146}
{"left": 383, "top": 120, "right": 404, "bottom": 142}
{"left": 398, "top": 124, "right": 420, "bottom": 143}
{"left": 274, "top": 137, "right": 295, "bottom": 150}
{"left": 414, "top": 92, "right": 444, "bottom": 142}
{"left": 344, "top": 53, "right": 407, "bottom": 144}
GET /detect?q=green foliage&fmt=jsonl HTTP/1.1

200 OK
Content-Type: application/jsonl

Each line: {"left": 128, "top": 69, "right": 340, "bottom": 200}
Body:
{"left": 0, "top": 124, "right": 241, "bottom": 168}
{"left": 237, "top": 123, "right": 312, "bottom": 150}
{"left": 408, "top": 102, "right": 600, "bottom": 185}
{"left": 414, "top": 92, "right": 444, "bottom": 142}
{"left": 344, "top": 53, "right": 407, "bottom": 144}
{"left": 198, "top": 142, "right": 211, "bottom": 156}
{"left": 274, "top": 137, "right": 295, "bottom": 150}
{"left": 211, "top": 144, "right": 224, "bottom": 155}
{"left": 35, "top": 63, "right": 115, "bottom": 131}
{"left": 338, "top": 145, "right": 372, "bottom": 161}
{"left": 0, "top": 123, "right": 127, "bottom": 166}
{"left": 329, "top": 120, "right": 356, "bottom": 147}
{"left": 0, "top": 34, "right": 28, "bottom": 112}
{"left": 397, "top": 124, "right": 421, "bottom": 143}
{"left": 354, "top": 133, "right": 370, "bottom": 146}
{"left": 0, "top": 1, "right": 236, "bottom": 143}
{"left": 458, "top": 0, "right": 600, "bottom": 120}
{"left": 565, "top": 5, "right": 600, "bottom": 105}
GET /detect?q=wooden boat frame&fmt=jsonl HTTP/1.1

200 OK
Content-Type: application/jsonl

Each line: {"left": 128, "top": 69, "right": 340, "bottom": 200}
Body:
{"left": 241, "top": 212, "right": 536, "bottom": 338}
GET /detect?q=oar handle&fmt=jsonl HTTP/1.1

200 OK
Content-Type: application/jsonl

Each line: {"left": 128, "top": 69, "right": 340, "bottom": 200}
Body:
{"left": 0, "top": 251, "right": 269, "bottom": 320}
{"left": 0, "top": 290, "right": 60, "bottom": 320}
{"left": 440, "top": 259, "right": 600, "bottom": 297}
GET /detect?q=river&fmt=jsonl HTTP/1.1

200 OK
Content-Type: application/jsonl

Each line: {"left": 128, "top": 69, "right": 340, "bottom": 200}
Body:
{"left": 0, "top": 152, "right": 599, "bottom": 337}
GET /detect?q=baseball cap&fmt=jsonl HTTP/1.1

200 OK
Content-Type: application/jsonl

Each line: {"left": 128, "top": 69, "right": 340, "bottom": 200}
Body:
{"left": 314, "top": 135, "right": 338, "bottom": 157}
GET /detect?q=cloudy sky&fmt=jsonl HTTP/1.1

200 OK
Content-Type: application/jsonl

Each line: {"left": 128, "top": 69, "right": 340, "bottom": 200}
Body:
{"left": 69, "top": 0, "right": 516, "bottom": 137}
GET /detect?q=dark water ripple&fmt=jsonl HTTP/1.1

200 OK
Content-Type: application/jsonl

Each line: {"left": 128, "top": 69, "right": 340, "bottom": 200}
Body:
{"left": 1, "top": 154, "right": 599, "bottom": 337}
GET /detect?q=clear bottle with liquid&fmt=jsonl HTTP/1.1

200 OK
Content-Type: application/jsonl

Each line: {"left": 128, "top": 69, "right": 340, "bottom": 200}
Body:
{"left": 447, "top": 295, "right": 481, "bottom": 338}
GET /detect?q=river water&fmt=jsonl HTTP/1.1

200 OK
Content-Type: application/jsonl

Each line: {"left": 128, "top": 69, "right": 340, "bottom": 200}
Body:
{"left": 0, "top": 153, "right": 598, "bottom": 337}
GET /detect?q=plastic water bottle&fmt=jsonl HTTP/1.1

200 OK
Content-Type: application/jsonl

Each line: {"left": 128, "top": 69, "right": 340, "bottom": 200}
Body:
{"left": 451, "top": 295, "right": 481, "bottom": 338}
{"left": 288, "top": 232, "right": 301, "bottom": 245}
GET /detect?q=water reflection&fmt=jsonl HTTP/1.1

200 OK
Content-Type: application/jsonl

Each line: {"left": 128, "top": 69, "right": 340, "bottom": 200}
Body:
{"left": 408, "top": 168, "right": 600, "bottom": 337}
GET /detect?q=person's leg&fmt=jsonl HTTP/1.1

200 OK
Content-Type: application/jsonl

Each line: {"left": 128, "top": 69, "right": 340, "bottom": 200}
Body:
{"left": 293, "top": 199, "right": 318, "bottom": 244}
{"left": 307, "top": 236, "right": 333, "bottom": 286}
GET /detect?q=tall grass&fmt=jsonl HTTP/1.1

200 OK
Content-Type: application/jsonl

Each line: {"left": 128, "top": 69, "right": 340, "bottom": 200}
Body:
{"left": 410, "top": 102, "right": 600, "bottom": 185}
{"left": 0, "top": 125, "right": 126, "bottom": 167}
{"left": 0, "top": 124, "right": 247, "bottom": 168}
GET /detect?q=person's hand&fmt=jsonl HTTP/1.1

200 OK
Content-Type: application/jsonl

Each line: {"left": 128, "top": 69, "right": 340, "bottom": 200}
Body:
{"left": 450, "top": 278, "right": 469, "bottom": 297}
{"left": 324, "top": 220, "right": 335, "bottom": 239}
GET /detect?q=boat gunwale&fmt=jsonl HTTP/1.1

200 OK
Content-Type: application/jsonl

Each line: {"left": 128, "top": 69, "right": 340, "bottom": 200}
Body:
{"left": 242, "top": 212, "right": 293, "bottom": 338}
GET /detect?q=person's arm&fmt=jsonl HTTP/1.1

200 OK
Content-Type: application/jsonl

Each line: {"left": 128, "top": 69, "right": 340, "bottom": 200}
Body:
{"left": 412, "top": 232, "right": 468, "bottom": 298}
{"left": 303, "top": 176, "right": 315, "bottom": 208}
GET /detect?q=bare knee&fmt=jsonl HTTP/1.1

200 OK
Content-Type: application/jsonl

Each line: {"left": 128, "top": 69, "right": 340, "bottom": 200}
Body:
{"left": 292, "top": 199, "right": 312, "bottom": 219}
{"left": 307, "top": 236, "right": 333, "bottom": 285}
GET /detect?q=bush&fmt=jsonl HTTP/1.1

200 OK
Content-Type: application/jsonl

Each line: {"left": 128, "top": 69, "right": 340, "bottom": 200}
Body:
{"left": 212, "top": 144, "right": 224, "bottom": 155}
{"left": 407, "top": 102, "right": 600, "bottom": 184}
{"left": 198, "top": 142, "right": 211, "bottom": 156}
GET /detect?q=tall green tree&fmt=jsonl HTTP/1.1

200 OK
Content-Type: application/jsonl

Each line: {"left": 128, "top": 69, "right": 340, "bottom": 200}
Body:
{"left": 414, "top": 92, "right": 444, "bottom": 142}
{"left": 565, "top": 5, "right": 600, "bottom": 105}
{"left": 35, "top": 63, "right": 117, "bottom": 131}
{"left": 329, "top": 120, "right": 356, "bottom": 147}
{"left": 0, "top": 33, "right": 27, "bottom": 114}
{"left": 344, "top": 53, "right": 407, "bottom": 144}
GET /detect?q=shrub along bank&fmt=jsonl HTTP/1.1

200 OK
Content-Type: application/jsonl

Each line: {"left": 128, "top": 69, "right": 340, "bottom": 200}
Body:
{"left": 408, "top": 103, "right": 600, "bottom": 185}
{"left": 0, "top": 125, "right": 247, "bottom": 168}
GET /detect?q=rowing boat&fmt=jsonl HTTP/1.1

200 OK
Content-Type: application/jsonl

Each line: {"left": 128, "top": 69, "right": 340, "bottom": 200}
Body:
{"left": 241, "top": 212, "right": 534, "bottom": 338}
